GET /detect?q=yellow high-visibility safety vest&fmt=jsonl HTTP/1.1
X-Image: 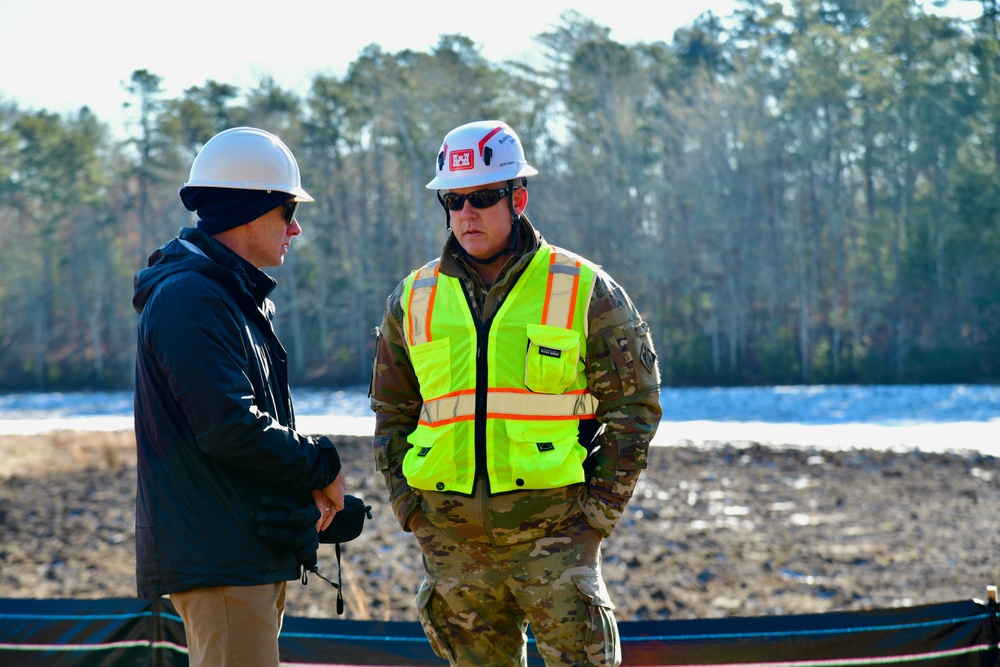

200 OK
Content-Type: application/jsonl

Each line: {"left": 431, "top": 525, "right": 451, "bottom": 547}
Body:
{"left": 401, "top": 242, "right": 599, "bottom": 495}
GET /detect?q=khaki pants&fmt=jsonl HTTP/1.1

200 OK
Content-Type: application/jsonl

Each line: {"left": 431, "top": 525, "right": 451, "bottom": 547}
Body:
{"left": 171, "top": 582, "right": 287, "bottom": 667}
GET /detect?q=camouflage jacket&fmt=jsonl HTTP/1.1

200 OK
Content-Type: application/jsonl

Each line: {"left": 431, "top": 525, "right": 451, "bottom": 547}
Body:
{"left": 370, "top": 217, "right": 661, "bottom": 544}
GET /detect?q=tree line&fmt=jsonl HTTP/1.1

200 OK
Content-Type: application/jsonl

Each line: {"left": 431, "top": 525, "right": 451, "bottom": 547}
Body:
{"left": 0, "top": 0, "right": 998, "bottom": 392}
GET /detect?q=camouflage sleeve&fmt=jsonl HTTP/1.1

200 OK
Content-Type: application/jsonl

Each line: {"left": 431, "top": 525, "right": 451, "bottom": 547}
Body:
{"left": 581, "top": 271, "right": 662, "bottom": 537}
{"left": 369, "top": 280, "right": 423, "bottom": 532}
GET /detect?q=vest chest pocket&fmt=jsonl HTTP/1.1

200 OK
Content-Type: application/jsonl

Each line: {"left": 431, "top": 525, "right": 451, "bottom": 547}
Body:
{"left": 524, "top": 324, "right": 582, "bottom": 394}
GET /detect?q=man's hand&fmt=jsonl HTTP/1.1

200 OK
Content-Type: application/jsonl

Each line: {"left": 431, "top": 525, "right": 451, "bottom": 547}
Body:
{"left": 312, "top": 470, "right": 347, "bottom": 531}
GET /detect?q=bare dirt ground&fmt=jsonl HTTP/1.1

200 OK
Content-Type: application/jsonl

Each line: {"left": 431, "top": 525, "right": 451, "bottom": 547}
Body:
{"left": 1, "top": 431, "right": 998, "bottom": 622}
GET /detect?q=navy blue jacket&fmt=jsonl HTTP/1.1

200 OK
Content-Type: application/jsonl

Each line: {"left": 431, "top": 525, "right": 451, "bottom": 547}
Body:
{"left": 132, "top": 227, "right": 340, "bottom": 598}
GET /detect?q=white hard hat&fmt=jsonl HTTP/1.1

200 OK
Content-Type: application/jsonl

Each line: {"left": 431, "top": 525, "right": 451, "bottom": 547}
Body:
{"left": 425, "top": 120, "right": 538, "bottom": 190}
{"left": 183, "top": 127, "right": 313, "bottom": 202}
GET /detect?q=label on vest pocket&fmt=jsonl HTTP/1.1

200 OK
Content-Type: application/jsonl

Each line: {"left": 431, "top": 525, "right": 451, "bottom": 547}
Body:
{"left": 536, "top": 442, "right": 555, "bottom": 452}
{"left": 418, "top": 447, "right": 431, "bottom": 457}
{"left": 538, "top": 346, "right": 562, "bottom": 358}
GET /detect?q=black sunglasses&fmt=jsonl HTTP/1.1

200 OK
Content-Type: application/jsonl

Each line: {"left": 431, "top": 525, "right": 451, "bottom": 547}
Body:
{"left": 281, "top": 201, "right": 299, "bottom": 224}
{"left": 438, "top": 186, "right": 512, "bottom": 212}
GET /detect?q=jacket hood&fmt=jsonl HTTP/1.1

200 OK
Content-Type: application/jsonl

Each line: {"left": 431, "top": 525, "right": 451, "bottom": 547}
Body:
{"left": 132, "top": 227, "right": 276, "bottom": 314}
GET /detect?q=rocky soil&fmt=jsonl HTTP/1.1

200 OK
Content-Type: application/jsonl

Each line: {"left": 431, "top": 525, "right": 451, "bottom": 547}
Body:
{"left": 1, "top": 431, "right": 998, "bottom": 622}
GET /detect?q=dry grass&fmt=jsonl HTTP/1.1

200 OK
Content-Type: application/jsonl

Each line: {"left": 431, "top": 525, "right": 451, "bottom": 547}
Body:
{"left": 0, "top": 431, "right": 137, "bottom": 478}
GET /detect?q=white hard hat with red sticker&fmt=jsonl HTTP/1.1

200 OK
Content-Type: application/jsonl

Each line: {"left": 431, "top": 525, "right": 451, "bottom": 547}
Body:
{"left": 425, "top": 120, "right": 538, "bottom": 190}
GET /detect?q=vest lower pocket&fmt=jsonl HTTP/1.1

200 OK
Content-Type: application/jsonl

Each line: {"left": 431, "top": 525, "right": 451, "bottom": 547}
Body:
{"left": 499, "top": 419, "right": 586, "bottom": 491}
{"left": 403, "top": 424, "right": 471, "bottom": 493}
{"left": 524, "top": 323, "right": 582, "bottom": 394}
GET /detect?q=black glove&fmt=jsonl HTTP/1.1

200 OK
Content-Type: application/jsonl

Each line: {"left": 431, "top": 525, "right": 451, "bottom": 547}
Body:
{"left": 319, "top": 494, "right": 373, "bottom": 544}
{"left": 256, "top": 495, "right": 321, "bottom": 570}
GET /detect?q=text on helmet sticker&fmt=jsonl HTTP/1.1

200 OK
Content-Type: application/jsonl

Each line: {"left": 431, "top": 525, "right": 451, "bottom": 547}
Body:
{"left": 450, "top": 149, "right": 474, "bottom": 171}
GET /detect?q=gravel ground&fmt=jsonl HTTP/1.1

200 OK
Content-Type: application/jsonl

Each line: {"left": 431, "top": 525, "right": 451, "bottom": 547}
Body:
{"left": 1, "top": 432, "right": 998, "bottom": 622}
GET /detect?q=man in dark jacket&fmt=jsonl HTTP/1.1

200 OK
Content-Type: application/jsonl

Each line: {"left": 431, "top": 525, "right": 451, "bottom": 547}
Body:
{"left": 133, "top": 127, "right": 346, "bottom": 667}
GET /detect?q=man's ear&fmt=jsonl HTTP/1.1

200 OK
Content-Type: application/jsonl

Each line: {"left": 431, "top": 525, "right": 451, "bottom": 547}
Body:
{"left": 513, "top": 186, "right": 528, "bottom": 216}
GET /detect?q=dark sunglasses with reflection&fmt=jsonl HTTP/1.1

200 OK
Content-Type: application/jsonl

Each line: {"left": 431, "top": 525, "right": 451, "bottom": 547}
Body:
{"left": 282, "top": 201, "right": 299, "bottom": 224}
{"left": 438, "top": 185, "right": 514, "bottom": 212}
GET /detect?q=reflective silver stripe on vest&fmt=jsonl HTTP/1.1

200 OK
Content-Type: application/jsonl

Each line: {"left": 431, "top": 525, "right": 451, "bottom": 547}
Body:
{"left": 420, "top": 390, "right": 598, "bottom": 425}
{"left": 550, "top": 264, "right": 580, "bottom": 275}
{"left": 543, "top": 249, "right": 582, "bottom": 330}
{"left": 407, "top": 262, "right": 440, "bottom": 346}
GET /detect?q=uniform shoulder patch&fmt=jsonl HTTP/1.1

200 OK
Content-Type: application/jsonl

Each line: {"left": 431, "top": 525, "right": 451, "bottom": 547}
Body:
{"left": 640, "top": 344, "right": 656, "bottom": 373}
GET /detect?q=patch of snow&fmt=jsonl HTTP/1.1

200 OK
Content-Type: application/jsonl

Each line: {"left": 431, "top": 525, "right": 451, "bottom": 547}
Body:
{"left": 0, "top": 384, "right": 996, "bottom": 454}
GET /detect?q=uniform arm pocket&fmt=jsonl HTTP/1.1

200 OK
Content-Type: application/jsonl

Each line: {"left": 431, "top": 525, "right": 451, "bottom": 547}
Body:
{"left": 415, "top": 578, "right": 456, "bottom": 662}
{"left": 571, "top": 574, "right": 621, "bottom": 667}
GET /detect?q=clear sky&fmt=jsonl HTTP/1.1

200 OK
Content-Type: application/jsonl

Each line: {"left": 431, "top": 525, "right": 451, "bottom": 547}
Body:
{"left": 0, "top": 0, "right": 738, "bottom": 134}
{"left": 0, "top": 0, "right": 979, "bottom": 138}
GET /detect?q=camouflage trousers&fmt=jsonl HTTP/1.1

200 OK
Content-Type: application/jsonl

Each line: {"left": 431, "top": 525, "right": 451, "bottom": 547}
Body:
{"left": 410, "top": 511, "right": 621, "bottom": 667}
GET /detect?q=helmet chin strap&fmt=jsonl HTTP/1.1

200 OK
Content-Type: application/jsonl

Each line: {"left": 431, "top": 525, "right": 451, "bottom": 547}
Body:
{"left": 445, "top": 180, "right": 522, "bottom": 266}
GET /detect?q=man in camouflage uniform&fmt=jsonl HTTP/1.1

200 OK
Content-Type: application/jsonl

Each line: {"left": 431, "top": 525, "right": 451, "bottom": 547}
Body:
{"left": 370, "top": 120, "right": 661, "bottom": 667}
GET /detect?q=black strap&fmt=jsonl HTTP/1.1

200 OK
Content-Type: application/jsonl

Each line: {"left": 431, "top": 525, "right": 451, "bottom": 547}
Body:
{"left": 335, "top": 543, "right": 344, "bottom": 615}
{"left": 300, "top": 544, "right": 346, "bottom": 616}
